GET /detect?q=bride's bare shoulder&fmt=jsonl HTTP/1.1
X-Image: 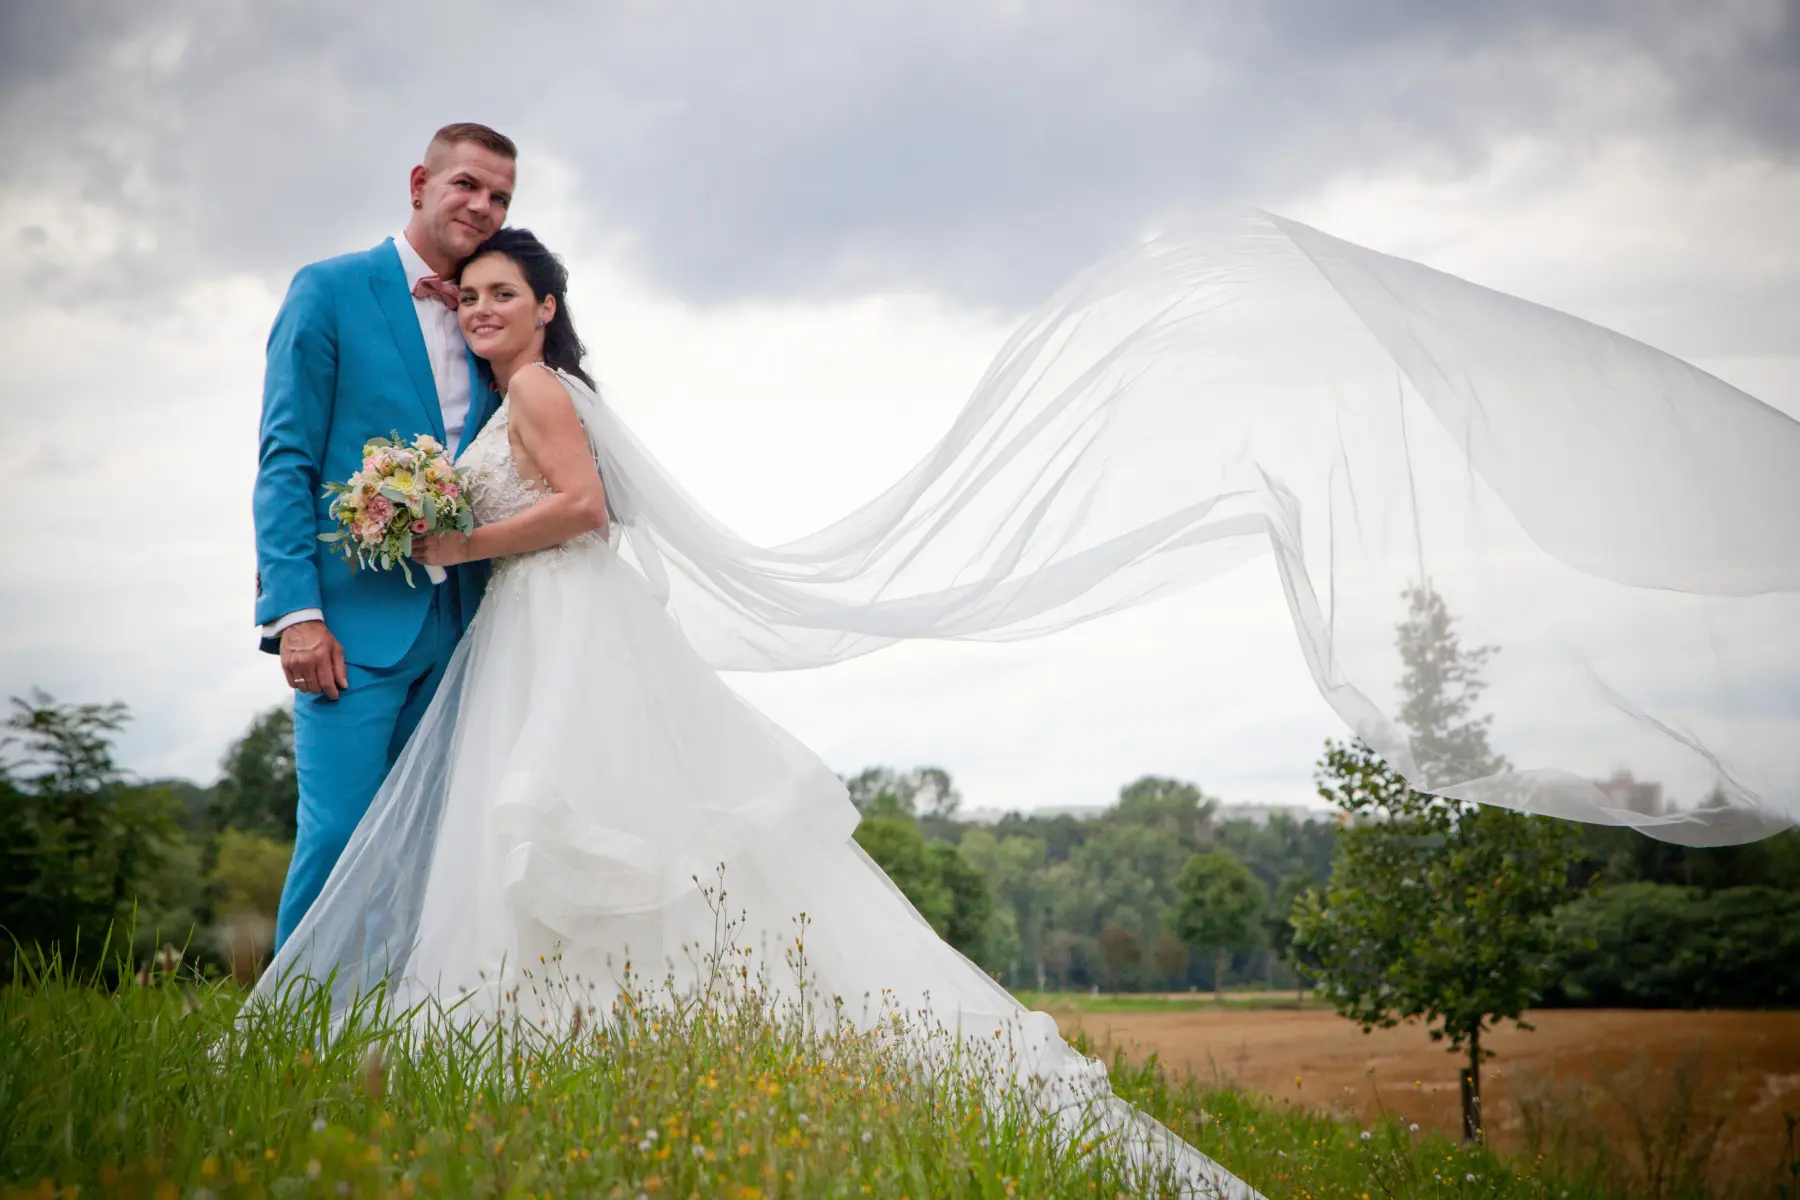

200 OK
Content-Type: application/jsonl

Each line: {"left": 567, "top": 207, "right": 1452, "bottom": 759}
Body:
{"left": 506, "top": 363, "right": 574, "bottom": 411}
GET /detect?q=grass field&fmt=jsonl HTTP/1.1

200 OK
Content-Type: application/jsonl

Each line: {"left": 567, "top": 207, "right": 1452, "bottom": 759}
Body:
{"left": 9, "top": 950, "right": 1774, "bottom": 1200}
{"left": 1013, "top": 991, "right": 1331, "bottom": 1015}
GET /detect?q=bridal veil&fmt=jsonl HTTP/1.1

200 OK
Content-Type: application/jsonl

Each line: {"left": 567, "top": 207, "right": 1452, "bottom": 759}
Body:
{"left": 571, "top": 211, "right": 1799, "bottom": 847}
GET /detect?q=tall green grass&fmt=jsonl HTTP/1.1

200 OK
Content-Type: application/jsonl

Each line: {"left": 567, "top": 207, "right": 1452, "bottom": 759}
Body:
{"left": 2, "top": 899, "right": 1209, "bottom": 1200}
{"left": 5, "top": 912, "right": 1771, "bottom": 1200}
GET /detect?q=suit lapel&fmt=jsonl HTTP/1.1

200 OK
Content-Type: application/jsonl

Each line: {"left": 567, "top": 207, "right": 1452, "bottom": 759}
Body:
{"left": 457, "top": 348, "right": 500, "bottom": 459}
{"left": 368, "top": 240, "right": 447, "bottom": 444}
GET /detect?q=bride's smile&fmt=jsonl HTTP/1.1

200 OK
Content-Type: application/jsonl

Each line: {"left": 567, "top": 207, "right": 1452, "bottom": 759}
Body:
{"left": 457, "top": 254, "right": 554, "bottom": 371}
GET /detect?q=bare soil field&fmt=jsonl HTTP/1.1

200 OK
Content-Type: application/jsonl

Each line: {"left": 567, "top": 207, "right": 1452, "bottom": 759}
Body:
{"left": 1044, "top": 1003, "right": 1800, "bottom": 1184}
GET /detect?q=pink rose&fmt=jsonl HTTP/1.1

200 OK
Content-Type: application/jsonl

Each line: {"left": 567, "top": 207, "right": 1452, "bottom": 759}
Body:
{"left": 412, "top": 519, "right": 429, "bottom": 534}
{"left": 440, "top": 483, "right": 459, "bottom": 499}
{"left": 368, "top": 496, "right": 394, "bottom": 522}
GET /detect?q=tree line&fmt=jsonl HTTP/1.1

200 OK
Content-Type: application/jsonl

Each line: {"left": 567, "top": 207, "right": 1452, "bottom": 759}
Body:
{"left": 4, "top": 671, "right": 1796, "bottom": 1013}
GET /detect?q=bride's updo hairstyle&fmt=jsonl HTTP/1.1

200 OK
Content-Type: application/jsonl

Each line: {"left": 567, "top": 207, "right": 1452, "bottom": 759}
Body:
{"left": 457, "top": 227, "right": 596, "bottom": 389}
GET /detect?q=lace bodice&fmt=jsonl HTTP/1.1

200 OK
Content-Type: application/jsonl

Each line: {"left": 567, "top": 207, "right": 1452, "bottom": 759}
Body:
{"left": 460, "top": 392, "right": 607, "bottom": 576}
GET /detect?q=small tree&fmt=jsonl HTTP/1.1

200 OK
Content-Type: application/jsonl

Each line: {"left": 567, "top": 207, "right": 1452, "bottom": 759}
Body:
{"left": 854, "top": 815, "right": 951, "bottom": 927}
{"left": 211, "top": 707, "right": 299, "bottom": 840}
{"left": 1110, "top": 776, "right": 1216, "bottom": 849}
{"left": 960, "top": 831, "right": 1051, "bottom": 986}
{"left": 1265, "top": 873, "right": 1317, "bottom": 1001}
{"left": 1095, "top": 923, "right": 1142, "bottom": 991}
{"left": 842, "top": 766, "right": 961, "bottom": 820}
{"left": 1150, "top": 933, "right": 1190, "bottom": 989}
{"left": 929, "top": 841, "right": 993, "bottom": 963}
{"left": 1170, "top": 849, "right": 1264, "bottom": 1000}
{"left": 208, "top": 829, "right": 294, "bottom": 983}
{"left": 853, "top": 813, "right": 994, "bottom": 962}
{"left": 1293, "top": 584, "right": 1579, "bottom": 1141}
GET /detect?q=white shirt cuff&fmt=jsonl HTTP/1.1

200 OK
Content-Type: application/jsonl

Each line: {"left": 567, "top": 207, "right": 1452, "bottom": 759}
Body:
{"left": 261, "top": 608, "right": 324, "bottom": 640}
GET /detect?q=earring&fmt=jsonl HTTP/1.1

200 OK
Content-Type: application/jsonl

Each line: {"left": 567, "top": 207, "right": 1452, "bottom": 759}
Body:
{"left": 536, "top": 318, "right": 545, "bottom": 327}
{"left": 413, "top": 198, "right": 422, "bottom": 209}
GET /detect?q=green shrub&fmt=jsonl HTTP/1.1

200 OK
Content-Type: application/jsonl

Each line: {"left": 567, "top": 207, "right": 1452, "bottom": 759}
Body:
{"left": 1548, "top": 883, "right": 1800, "bottom": 1008}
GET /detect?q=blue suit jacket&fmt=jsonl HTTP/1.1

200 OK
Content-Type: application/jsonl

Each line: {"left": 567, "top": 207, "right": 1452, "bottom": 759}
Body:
{"left": 254, "top": 239, "right": 500, "bottom": 668}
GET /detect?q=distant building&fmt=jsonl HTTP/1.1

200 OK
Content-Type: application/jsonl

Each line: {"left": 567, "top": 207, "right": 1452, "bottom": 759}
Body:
{"left": 1036, "top": 803, "right": 1110, "bottom": 820}
{"left": 957, "top": 806, "right": 1008, "bottom": 827}
{"left": 1213, "top": 802, "right": 1329, "bottom": 827}
{"left": 1595, "top": 769, "right": 1663, "bottom": 817}
{"left": 957, "top": 803, "right": 1109, "bottom": 826}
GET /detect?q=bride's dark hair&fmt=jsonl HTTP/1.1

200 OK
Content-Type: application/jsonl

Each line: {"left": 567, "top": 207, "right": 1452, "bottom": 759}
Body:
{"left": 456, "top": 227, "right": 596, "bottom": 389}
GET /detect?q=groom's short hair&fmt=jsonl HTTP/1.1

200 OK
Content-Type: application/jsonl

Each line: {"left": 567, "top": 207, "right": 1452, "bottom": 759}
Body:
{"left": 428, "top": 122, "right": 517, "bottom": 162}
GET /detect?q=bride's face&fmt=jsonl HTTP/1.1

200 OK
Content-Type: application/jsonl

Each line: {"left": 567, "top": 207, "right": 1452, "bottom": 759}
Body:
{"left": 458, "top": 253, "right": 555, "bottom": 363}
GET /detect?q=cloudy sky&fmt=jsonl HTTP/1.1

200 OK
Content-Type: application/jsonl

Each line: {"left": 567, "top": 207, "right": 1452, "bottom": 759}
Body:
{"left": 3, "top": 0, "right": 1796, "bottom": 814}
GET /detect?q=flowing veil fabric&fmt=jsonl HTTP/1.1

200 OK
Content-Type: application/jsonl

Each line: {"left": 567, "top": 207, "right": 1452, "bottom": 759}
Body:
{"left": 254, "top": 209, "right": 1797, "bottom": 1200}
{"left": 572, "top": 211, "right": 1798, "bottom": 846}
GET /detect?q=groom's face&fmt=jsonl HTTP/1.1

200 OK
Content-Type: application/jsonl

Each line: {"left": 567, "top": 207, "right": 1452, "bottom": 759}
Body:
{"left": 411, "top": 141, "right": 516, "bottom": 263}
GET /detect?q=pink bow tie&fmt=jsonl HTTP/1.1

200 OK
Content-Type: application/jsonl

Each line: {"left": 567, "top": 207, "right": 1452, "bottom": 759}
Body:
{"left": 412, "top": 275, "right": 460, "bottom": 310}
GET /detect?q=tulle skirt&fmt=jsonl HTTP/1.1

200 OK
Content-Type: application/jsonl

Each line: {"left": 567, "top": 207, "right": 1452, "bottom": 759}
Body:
{"left": 258, "top": 538, "right": 1262, "bottom": 1199}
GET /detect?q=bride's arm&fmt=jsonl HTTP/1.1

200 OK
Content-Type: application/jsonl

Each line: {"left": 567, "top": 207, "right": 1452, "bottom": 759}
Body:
{"left": 415, "top": 369, "right": 608, "bottom": 566}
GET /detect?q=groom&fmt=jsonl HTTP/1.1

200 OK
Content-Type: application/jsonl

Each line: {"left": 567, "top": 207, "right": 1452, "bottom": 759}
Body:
{"left": 254, "top": 122, "right": 516, "bottom": 949}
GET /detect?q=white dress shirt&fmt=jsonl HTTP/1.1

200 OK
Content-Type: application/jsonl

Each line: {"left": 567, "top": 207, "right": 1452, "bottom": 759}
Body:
{"left": 393, "top": 231, "right": 473, "bottom": 450}
{"left": 263, "top": 232, "right": 472, "bottom": 642}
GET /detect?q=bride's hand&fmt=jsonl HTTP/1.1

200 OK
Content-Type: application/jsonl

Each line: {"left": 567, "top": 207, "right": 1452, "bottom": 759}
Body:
{"left": 414, "top": 532, "right": 474, "bottom": 567}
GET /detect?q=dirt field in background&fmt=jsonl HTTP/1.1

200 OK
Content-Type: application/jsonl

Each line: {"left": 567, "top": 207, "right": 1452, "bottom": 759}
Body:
{"left": 1045, "top": 1005, "right": 1800, "bottom": 1181}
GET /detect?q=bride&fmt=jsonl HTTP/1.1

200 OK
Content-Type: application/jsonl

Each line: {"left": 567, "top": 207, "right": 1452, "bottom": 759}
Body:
{"left": 259, "top": 217, "right": 1798, "bottom": 1198}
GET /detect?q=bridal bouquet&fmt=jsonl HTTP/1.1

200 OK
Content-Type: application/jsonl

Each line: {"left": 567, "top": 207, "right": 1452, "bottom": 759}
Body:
{"left": 318, "top": 433, "right": 473, "bottom": 586}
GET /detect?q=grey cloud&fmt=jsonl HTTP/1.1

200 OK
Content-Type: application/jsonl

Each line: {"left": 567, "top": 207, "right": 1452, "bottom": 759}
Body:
{"left": 3, "top": 0, "right": 1794, "bottom": 316}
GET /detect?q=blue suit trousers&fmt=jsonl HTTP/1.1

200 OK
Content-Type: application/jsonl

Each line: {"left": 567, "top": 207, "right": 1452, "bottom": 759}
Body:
{"left": 274, "top": 586, "right": 463, "bottom": 949}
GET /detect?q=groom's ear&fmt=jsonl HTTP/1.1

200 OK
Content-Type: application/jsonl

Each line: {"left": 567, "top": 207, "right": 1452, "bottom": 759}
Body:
{"left": 408, "top": 163, "right": 430, "bottom": 210}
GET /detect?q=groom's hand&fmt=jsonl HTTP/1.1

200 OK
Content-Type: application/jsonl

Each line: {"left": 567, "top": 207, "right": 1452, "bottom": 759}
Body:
{"left": 280, "top": 620, "right": 348, "bottom": 700}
